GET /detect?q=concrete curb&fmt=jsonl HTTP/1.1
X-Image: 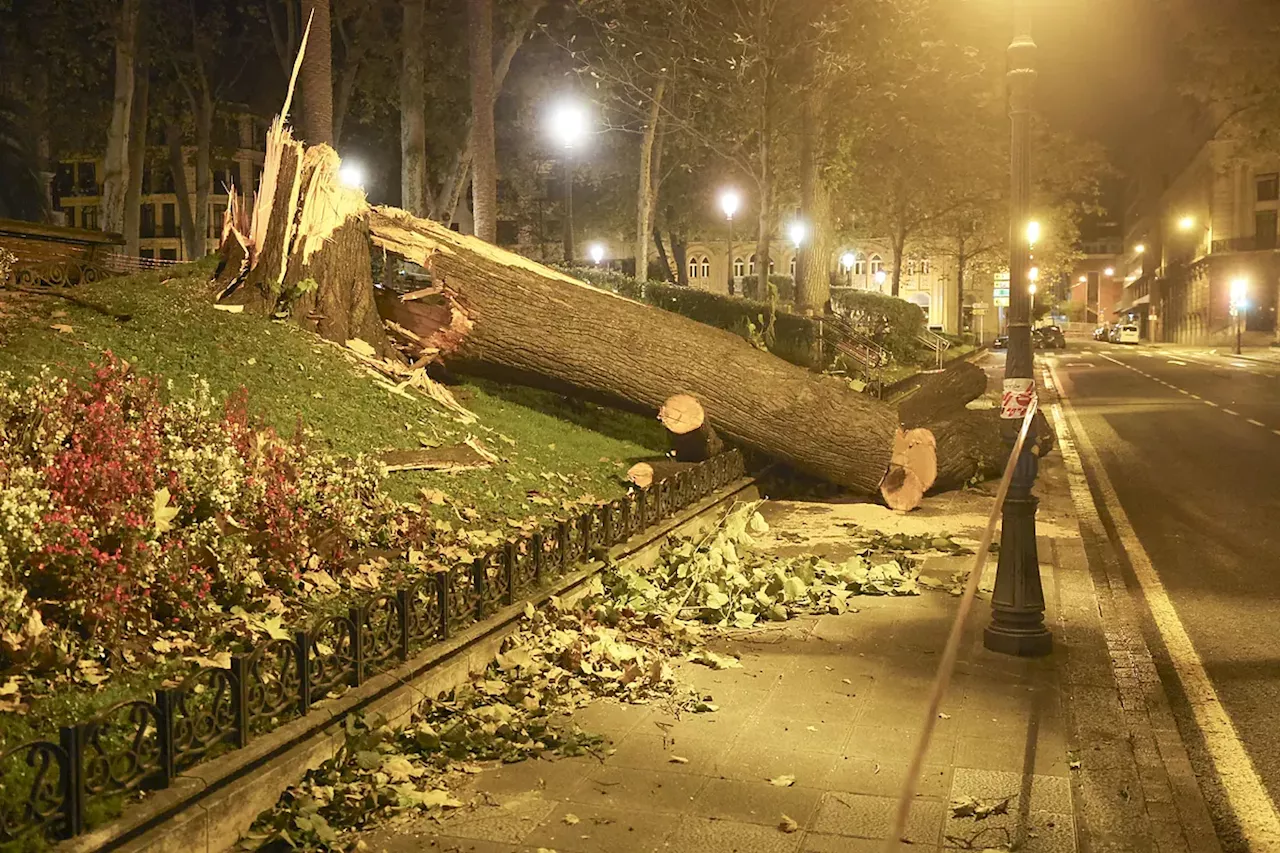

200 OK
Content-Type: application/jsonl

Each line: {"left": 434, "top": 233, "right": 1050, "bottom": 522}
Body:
{"left": 60, "top": 477, "right": 762, "bottom": 853}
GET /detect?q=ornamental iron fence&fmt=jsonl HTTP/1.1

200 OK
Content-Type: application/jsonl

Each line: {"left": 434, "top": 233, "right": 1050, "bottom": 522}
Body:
{"left": 0, "top": 449, "right": 746, "bottom": 845}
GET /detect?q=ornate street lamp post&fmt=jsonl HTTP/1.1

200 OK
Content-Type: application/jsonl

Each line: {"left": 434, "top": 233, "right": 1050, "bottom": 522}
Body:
{"left": 548, "top": 100, "right": 588, "bottom": 264}
{"left": 721, "top": 190, "right": 740, "bottom": 295}
{"left": 985, "top": 0, "right": 1052, "bottom": 657}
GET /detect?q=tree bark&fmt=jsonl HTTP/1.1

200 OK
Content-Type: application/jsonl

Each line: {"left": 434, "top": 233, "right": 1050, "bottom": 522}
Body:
{"left": 369, "top": 209, "right": 903, "bottom": 494}
{"left": 193, "top": 92, "right": 214, "bottom": 259}
{"left": 890, "top": 226, "right": 906, "bottom": 298}
{"left": 797, "top": 95, "right": 832, "bottom": 313}
{"left": 895, "top": 361, "right": 987, "bottom": 428}
{"left": 123, "top": 44, "right": 149, "bottom": 256}
{"left": 468, "top": 0, "right": 497, "bottom": 242}
{"left": 299, "top": 0, "right": 334, "bottom": 146}
{"left": 102, "top": 0, "right": 142, "bottom": 237}
{"left": 752, "top": 0, "right": 773, "bottom": 300}
{"left": 165, "top": 120, "right": 201, "bottom": 261}
{"left": 634, "top": 76, "right": 665, "bottom": 281}
{"left": 950, "top": 235, "right": 966, "bottom": 335}
{"left": 400, "top": 0, "right": 427, "bottom": 216}
{"left": 653, "top": 226, "right": 674, "bottom": 283}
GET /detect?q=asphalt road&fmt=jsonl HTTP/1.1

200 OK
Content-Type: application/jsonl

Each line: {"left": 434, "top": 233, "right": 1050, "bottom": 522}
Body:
{"left": 1043, "top": 340, "right": 1280, "bottom": 844}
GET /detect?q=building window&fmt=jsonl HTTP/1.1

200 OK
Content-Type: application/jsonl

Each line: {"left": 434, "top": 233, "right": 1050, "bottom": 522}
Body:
{"left": 1257, "top": 209, "right": 1278, "bottom": 250}
{"left": 733, "top": 257, "right": 744, "bottom": 277}
{"left": 80, "top": 205, "right": 98, "bottom": 230}
{"left": 687, "top": 255, "right": 701, "bottom": 279}
{"left": 140, "top": 203, "right": 156, "bottom": 238}
{"left": 869, "top": 254, "right": 883, "bottom": 276}
{"left": 210, "top": 204, "right": 227, "bottom": 239}
{"left": 701, "top": 256, "right": 711, "bottom": 279}
{"left": 1258, "top": 173, "right": 1279, "bottom": 203}
{"left": 161, "top": 203, "right": 177, "bottom": 238}
{"left": 922, "top": 258, "right": 931, "bottom": 275}
{"left": 62, "top": 206, "right": 76, "bottom": 228}
{"left": 854, "top": 253, "right": 867, "bottom": 275}
{"left": 748, "top": 254, "right": 757, "bottom": 276}
{"left": 54, "top": 163, "right": 74, "bottom": 197}
{"left": 789, "top": 255, "right": 797, "bottom": 276}
{"left": 496, "top": 220, "right": 518, "bottom": 245}
{"left": 905, "top": 258, "right": 917, "bottom": 275}
{"left": 160, "top": 247, "right": 178, "bottom": 261}
{"left": 140, "top": 248, "right": 154, "bottom": 260}
{"left": 76, "top": 162, "right": 96, "bottom": 195}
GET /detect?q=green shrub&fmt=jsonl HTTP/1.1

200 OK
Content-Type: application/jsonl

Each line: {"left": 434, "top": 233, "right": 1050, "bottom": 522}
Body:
{"left": 830, "top": 289, "right": 926, "bottom": 362}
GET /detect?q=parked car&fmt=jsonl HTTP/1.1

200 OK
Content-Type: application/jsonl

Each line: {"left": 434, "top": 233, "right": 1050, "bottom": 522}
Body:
{"left": 1092, "top": 325, "right": 1110, "bottom": 341}
{"left": 993, "top": 333, "right": 1008, "bottom": 349}
{"left": 1034, "top": 326, "right": 1066, "bottom": 349}
{"left": 1117, "top": 324, "right": 1141, "bottom": 344}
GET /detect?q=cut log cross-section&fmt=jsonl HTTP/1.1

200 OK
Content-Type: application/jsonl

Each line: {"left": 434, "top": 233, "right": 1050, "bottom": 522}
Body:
{"left": 658, "top": 394, "right": 725, "bottom": 462}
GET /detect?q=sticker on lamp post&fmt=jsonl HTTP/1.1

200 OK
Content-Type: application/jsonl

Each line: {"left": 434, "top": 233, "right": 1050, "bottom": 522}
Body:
{"left": 1001, "top": 378, "right": 1036, "bottom": 420}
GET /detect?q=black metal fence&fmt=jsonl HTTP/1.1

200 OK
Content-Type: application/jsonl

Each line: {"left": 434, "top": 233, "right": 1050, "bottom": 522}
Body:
{"left": 0, "top": 451, "right": 745, "bottom": 846}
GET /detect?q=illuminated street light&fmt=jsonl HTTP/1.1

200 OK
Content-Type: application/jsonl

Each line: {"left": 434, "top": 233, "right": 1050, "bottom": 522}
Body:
{"left": 840, "top": 251, "right": 855, "bottom": 270}
{"left": 1178, "top": 215, "right": 1196, "bottom": 232}
{"left": 1028, "top": 283, "right": 1038, "bottom": 295}
{"left": 1104, "top": 267, "right": 1115, "bottom": 276}
{"left": 790, "top": 221, "right": 807, "bottom": 248}
{"left": 873, "top": 269, "right": 887, "bottom": 286}
{"left": 721, "top": 190, "right": 740, "bottom": 294}
{"left": 1231, "top": 277, "right": 1249, "bottom": 354}
{"left": 588, "top": 243, "right": 604, "bottom": 265}
{"left": 547, "top": 98, "right": 590, "bottom": 264}
{"left": 1028, "top": 266, "right": 1040, "bottom": 282}
{"left": 1135, "top": 243, "right": 1146, "bottom": 253}
{"left": 1078, "top": 275, "right": 1087, "bottom": 283}
{"left": 338, "top": 159, "right": 366, "bottom": 189}
{"left": 1026, "top": 220, "right": 1041, "bottom": 245}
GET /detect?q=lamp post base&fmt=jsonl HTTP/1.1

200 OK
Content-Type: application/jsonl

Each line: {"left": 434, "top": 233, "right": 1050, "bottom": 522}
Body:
{"left": 984, "top": 446, "right": 1052, "bottom": 658}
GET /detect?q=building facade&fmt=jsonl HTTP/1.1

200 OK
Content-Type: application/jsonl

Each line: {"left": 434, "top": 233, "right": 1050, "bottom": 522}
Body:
{"left": 1123, "top": 136, "right": 1280, "bottom": 345}
{"left": 681, "top": 237, "right": 955, "bottom": 330}
{"left": 53, "top": 115, "right": 267, "bottom": 261}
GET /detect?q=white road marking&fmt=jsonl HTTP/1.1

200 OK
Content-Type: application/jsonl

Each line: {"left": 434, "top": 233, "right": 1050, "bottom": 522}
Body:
{"left": 1049, "top": 361, "right": 1280, "bottom": 851}
{"left": 1168, "top": 359, "right": 1187, "bottom": 366}
{"left": 1205, "top": 400, "right": 1220, "bottom": 408}
{"left": 1190, "top": 394, "right": 1202, "bottom": 400}
{"left": 1248, "top": 419, "right": 1266, "bottom": 428}
{"left": 1178, "top": 389, "right": 1191, "bottom": 395}
{"left": 1232, "top": 361, "right": 1251, "bottom": 368}
{"left": 1224, "top": 408, "right": 1240, "bottom": 416}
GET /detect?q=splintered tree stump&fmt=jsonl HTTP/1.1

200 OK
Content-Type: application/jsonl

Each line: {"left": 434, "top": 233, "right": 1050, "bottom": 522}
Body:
{"left": 626, "top": 459, "right": 699, "bottom": 489}
{"left": 658, "top": 394, "right": 725, "bottom": 461}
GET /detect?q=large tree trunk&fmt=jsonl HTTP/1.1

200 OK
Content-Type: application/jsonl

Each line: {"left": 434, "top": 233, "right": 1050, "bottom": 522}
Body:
{"left": 634, "top": 76, "right": 665, "bottom": 281}
{"left": 299, "top": 0, "right": 334, "bottom": 146}
{"left": 890, "top": 226, "right": 906, "bottom": 298}
{"left": 123, "top": 45, "right": 149, "bottom": 256}
{"left": 165, "top": 121, "right": 201, "bottom": 261}
{"left": 652, "top": 226, "right": 674, "bottom": 283}
{"left": 895, "top": 361, "right": 987, "bottom": 428}
{"left": 193, "top": 93, "right": 214, "bottom": 260}
{"left": 400, "top": 0, "right": 427, "bottom": 216}
{"left": 468, "top": 0, "right": 497, "bottom": 242}
{"left": 950, "top": 237, "right": 966, "bottom": 336}
{"left": 102, "top": 0, "right": 142, "bottom": 237}
{"left": 752, "top": 0, "right": 773, "bottom": 301}
{"left": 433, "top": 0, "right": 544, "bottom": 222}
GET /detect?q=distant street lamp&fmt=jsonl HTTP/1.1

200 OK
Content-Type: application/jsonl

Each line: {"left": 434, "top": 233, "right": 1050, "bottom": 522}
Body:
{"left": 1178, "top": 215, "right": 1196, "bottom": 232}
{"left": 1231, "top": 277, "right": 1249, "bottom": 355}
{"left": 873, "top": 269, "right": 887, "bottom": 287}
{"left": 1135, "top": 243, "right": 1146, "bottom": 254}
{"left": 790, "top": 221, "right": 807, "bottom": 288}
{"left": 1026, "top": 220, "right": 1041, "bottom": 246}
{"left": 589, "top": 243, "right": 605, "bottom": 265}
{"left": 841, "top": 251, "right": 856, "bottom": 287}
{"left": 1104, "top": 266, "right": 1114, "bottom": 276}
{"left": 1028, "top": 266, "right": 1039, "bottom": 282}
{"left": 547, "top": 99, "right": 589, "bottom": 263}
{"left": 338, "top": 159, "right": 366, "bottom": 189}
{"left": 721, "top": 190, "right": 740, "bottom": 295}
{"left": 985, "top": 0, "right": 1051, "bottom": 659}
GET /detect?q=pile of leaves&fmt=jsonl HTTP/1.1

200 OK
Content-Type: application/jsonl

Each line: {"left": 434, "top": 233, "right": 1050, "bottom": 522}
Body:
{"left": 605, "top": 503, "right": 922, "bottom": 629}
{"left": 243, "top": 591, "right": 707, "bottom": 851}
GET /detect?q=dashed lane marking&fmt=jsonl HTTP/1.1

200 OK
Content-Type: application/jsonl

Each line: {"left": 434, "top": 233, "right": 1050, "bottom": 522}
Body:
{"left": 1169, "top": 359, "right": 1188, "bottom": 366}
{"left": 1224, "top": 408, "right": 1240, "bottom": 416}
{"left": 1049, "top": 361, "right": 1280, "bottom": 851}
{"left": 1205, "top": 401, "right": 1220, "bottom": 408}
{"left": 1249, "top": 419, "right": 1266, "bottom": 428}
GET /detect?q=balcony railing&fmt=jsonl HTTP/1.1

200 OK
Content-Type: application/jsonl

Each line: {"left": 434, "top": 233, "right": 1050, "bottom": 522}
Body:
{"left": 1210, "top": 235, "right": 1278, "bottom": 254}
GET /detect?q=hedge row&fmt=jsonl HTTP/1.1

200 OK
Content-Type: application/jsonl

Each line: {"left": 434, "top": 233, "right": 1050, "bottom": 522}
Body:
{"left": 564, "top": 266, "right": 926, "bottom": 368}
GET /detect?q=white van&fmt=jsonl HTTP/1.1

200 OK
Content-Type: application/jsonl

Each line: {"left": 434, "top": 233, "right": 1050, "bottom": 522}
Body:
{"left": 1117, "top": 324, "right": 1140, "bottom": 344}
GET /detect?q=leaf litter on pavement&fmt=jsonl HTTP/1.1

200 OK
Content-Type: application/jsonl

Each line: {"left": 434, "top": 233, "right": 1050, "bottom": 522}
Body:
{"left": 240, "top": 502, "right": 940, "bottom": 851}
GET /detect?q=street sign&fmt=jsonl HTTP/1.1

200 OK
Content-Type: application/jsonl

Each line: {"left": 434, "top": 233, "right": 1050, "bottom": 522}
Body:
{"left": 993, "top": 271, "right": 1010, "bottom": 307}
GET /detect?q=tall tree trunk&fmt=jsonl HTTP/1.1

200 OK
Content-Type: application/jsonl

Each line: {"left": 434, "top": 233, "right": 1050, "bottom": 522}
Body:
{"left": 434, "top": 0, "right": 544, "bottom": 222}
{"left": 752, "top": 0, "right": 773, "bottom": 301}
{"left": 299, "top": 0, "right": 334, "bottom": 146}
{"left": 193, "top": 93, "right": 213, "bottom": 259}
{"left": 890, "top": 227, "right": 906, "bottom": 297}
{"left": 102, "top": 0, "right": 142, "bottom": 237}
{"left": 30, "top": 67, "right": 55, "bottom": 221}
{"left": 950, "top": 235, "right": 966, "bottom": 335}
{"left": 400, "top": 0, "right": 427, "bottom": 215}
{"left": 468, "top": 0, "right": 497, "bottom": 242}
{"left": 634, "top": 76, "right": 665, "bottom": 282}
{"left": 653, "top": 226, "right": 674, "bottom": 282}
{"left": 332, "top": 49, "right": 363, "bottom": 148}
{"left": 796, "top": 87, "right": 830, "bottom": 313}
{"left": 166, "top": 120, "right": 201, "bottom": 261}
{"left": 123, "top": 47, "right": 149, "bottom": 255}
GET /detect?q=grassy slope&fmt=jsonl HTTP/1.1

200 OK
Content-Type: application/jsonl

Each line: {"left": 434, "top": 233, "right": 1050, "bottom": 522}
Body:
{"left": 0, "top": 263, "right": 668, "bottom": 744}
{"left": 0, "top": 262, "right": 667, "bottom": 520}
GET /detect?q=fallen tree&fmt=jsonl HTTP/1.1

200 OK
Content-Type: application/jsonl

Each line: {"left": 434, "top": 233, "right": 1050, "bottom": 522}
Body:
{"left": 212, "top": 122, "right": 1007, "bottom": 509}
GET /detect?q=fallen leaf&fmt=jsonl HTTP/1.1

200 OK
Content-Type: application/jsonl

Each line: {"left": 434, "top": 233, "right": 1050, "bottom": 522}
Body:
{"left": 153, "top": 488, "right": 179, "bottom": 535}
{"left": 950, "top": 796, "right": 1011, "bottom": 820}
{"left": 938, "top": 713, "right": 951, "bottom": 720}
{"left": 669, "top": 756, "right": 689, "bottom": 764}
{"left": 213, "top": 303, "right": 244, "bottom": 313}
{"left": 1069, "top": 760, "right": 1081, "bottom": 770}
{"left": 778, "top": 815, "right": 799, "bottom": 833}
{"left": 562, "top": 814, "right": 580, "bottom": 826}
{"left": 50, "top": 323, "right": 75, "bottom": 333}
{"left": 768, "top": 774, "right": 796, "bottom": 787}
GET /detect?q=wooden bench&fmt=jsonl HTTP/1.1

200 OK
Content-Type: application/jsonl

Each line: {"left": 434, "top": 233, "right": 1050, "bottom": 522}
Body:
{"left": 0, "top": 218, "right": 125, "bottom": 287}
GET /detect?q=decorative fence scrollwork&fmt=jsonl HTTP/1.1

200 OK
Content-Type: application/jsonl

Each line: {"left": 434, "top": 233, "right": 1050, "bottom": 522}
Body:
{"left": 0, "top": 449, "right": 745, "bottom": 845}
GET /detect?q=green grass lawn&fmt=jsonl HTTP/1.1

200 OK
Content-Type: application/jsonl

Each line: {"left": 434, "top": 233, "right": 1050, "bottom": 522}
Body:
{"left": 0, "top": 262, "right": 668, "bottom": 521}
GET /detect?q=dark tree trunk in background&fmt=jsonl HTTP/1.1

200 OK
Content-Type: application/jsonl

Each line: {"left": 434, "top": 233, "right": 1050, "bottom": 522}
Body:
{"left": 299, "top": 0, "right": 334, "bottom": 146}
{"left": 165, "top": 121, "right": 201, "bottom": 261}
{"left": 400, "top": 0, "right": 427, "bottom": 216}
{"left": 192, "top": 93, "right": 213, "bottom": 259}
{"left": 797, "top": 86, "right": 831, "bottom": 313}
{"left": 102, "top": 0, "right": 142, "bottom": 236}
{"left": 890, "top": 226, "right": 906, "bottom": 297}
{"left": 468, "top": 0, "right": 497, "bottom": 242}
{"left": 653, "top": 227, "right": 674, "bottom": 282}
{"left": 123, "top": 43, "right": 149, "bottom": 255}
{"left": 634, "top": 77, "right": 665, "bottom": 281}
